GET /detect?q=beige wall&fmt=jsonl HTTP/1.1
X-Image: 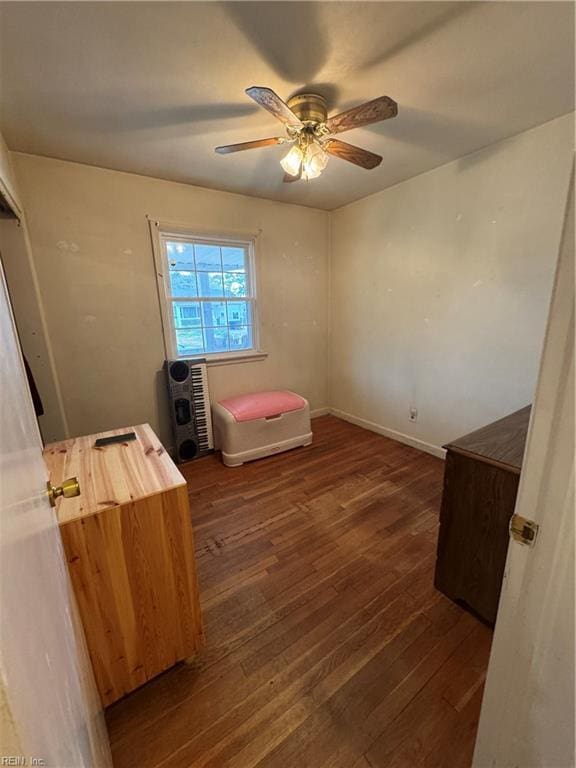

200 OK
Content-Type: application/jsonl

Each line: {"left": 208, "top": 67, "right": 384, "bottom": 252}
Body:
{"left": 0, "top": 219, "right": 68, "bottom": 442}
{"left": 12, "top": 154, "right": 330, "bottom": 445}
{"left": 9, "top": 114, "right": 573, "bottom": 452}
{"left": 329, "top": 114, "right": 574, "bottom": 454}
{"left": 0, "top": 130, "right": 66, "bottom": 444}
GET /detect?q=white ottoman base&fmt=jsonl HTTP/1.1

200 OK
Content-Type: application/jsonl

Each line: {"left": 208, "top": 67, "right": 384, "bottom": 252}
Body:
{"left": 212, "top": 395, "right": 312, "bottom": 467}
{"left": 221, "top": 432, "right": 312, "bottom": 467}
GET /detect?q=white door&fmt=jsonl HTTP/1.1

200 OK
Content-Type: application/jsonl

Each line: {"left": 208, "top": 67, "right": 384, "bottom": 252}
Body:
{"left": 0, "top": 225, "right": 111, "bottom": 765}
{"left": 473, "top": 170, "right": 575, "bottom": 767}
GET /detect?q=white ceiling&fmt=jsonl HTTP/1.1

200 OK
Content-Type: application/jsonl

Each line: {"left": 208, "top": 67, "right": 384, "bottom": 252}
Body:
{"left": 0, "top": 2, "right": 573, "bottom": 210}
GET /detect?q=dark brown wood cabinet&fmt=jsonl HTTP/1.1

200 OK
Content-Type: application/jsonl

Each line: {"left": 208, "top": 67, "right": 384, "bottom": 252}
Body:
{"left": 434, "top": 406, "right": 531, "bottom": 624}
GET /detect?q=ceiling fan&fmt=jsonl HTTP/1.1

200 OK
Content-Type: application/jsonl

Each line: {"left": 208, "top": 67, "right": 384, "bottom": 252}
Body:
{"left": 215, "top": 87, "right": 398, "bottom": 182}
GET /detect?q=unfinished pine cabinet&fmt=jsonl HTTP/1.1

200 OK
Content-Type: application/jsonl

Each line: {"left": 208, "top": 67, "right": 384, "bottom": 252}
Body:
{"left": 44, "top": 424, "right": 203, "bottom": 706}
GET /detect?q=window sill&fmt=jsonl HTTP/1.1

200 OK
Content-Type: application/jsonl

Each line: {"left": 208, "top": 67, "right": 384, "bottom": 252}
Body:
{"left": 204, "top": 351, "right": 268, "bottom": 367}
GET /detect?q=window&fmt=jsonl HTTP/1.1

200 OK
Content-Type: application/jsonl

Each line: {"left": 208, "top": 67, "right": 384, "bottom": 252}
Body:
{"left": 157, "top": 231, "right": 259, "bottom": 359}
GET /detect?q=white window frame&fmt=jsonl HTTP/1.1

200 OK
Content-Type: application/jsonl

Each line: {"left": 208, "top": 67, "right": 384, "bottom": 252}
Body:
{"left": 149, "top": 219, "right": 266, "bottom": 365}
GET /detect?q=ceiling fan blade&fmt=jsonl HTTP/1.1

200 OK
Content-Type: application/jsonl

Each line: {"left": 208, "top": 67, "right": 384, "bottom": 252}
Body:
{"left": 215, "top": 137, "right": 286, "bottom": 154}
{"left": 326, "top": 96, "right": 398, "bottom": 135}
{"left": 324, "top": 139, "right": 382, "bottom": 169}
{"left": 245, "top": 86, "right": 304, "bottom": 128}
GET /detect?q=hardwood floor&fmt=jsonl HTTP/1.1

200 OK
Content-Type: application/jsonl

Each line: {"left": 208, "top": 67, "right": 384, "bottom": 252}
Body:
{"left": 106, "top": 415, "right": 492, "bottom": 768}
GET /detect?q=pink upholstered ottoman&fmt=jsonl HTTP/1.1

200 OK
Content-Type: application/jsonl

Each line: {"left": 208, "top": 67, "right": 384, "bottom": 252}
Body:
{"left": 212, "top": 390, "right": 312, "bottom": 467}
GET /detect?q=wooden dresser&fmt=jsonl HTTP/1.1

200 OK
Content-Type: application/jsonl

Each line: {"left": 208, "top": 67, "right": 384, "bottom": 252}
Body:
{"left": 44, "top": 424, "right": 203, "bottom": 706}
{"left": 434, "top": 406, "right": 531, "bottom": 625}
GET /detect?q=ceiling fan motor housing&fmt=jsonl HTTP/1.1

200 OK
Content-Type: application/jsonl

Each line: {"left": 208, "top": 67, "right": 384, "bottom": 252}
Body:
{"left": 287, "top": 94, "right": 328, "bottom": 127}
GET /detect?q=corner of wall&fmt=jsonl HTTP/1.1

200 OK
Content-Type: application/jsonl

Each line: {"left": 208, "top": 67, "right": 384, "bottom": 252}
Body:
{"left": 326, "top": 209, "right": 333, "bottom": 411}
{"left": 0, "top": 134, "right": 24, "bottom": 219}
{"left": 21, "top": 221, "right": 70, "bottom": 439}
{"left": 0, "top": 150, "right": 70, "bottom": 440}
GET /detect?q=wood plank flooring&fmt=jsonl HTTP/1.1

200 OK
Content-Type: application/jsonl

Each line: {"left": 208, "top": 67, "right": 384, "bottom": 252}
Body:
{"left": 107, "top": 415, "right": 492, "bottom": 768}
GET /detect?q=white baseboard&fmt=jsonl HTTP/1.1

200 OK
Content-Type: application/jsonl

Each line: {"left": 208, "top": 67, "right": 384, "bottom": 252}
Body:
{"left": 329, "top": 407, "right": 446, "bottom": 460}
{"left": 310, "top": 407, "right": 331, "bottom": 418}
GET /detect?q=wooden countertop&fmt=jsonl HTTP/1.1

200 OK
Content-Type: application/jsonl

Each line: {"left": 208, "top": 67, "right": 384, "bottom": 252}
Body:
{"left": 43, "top": 423, "right": 185, "bottom": 525}
{"left": 445, "top": 405, "right": 531, "bottom": 473}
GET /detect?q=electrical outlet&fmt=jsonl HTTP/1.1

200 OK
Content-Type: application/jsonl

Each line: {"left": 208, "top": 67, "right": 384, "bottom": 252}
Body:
{"left": 409, "top": 406, "right": 418, "bottom": 422}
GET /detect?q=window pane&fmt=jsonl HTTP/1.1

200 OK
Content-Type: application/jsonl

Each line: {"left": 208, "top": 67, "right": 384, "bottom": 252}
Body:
{"left": 221, "top": 247, "right": 246, "bottom": 272}
{"left": 200, "top": 301, "right": 227, "bottom": 327}
{"left": 166, "top": 241, "right": 194, "bottom": 269}
{"left": 172, "top": 301, "right": 201, "bottom": 328}
{"left": 203, "top": 327, "right": 230, "bottom": 354}
{"left": 175, "top": 328, "right": 204, "bottom": 356}
{"left": 169, "top": 270, "right": 197, "bottom": 298}
{"left": 223, "top": 272, "right": 247, "bottom": 298}
{"left": 227, "top": 301, "right": 250, "bottom": 327}
{"left": 228, "top": 326, "right": 252, "bottom": 350}
{"left": 163, "top": 235, "right": 255, "bottom": 358}
{"left": 194, "top": 244, "right": 221, "bottom": 271}
{"left": 196, "top": 271, "right": 224, "bottom": 297}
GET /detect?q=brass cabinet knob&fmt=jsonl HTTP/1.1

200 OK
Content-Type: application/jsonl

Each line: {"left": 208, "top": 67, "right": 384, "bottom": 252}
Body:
{"left": 47, "top": 477, "right": 81, "bottom": 507}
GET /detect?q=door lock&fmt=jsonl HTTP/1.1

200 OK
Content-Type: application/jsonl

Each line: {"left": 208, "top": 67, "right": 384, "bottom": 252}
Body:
{"left": 509, "top": 513, "right": 539, "bottom": 547}
{"left": 47, "top": 477, "right": 81, "bottom": 507}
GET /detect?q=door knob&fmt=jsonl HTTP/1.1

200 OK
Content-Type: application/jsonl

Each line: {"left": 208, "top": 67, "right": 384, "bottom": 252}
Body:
{"left": 47, "top": 477, "right": 81, "bottom": 507}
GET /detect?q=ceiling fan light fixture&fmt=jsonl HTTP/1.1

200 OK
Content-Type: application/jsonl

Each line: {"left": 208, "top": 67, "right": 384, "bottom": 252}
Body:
{"left": 302, "top": 142, "right": 329, "bottom": 180}
{"left": 280, "top": 145, "right": 303, "bottom": 177}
